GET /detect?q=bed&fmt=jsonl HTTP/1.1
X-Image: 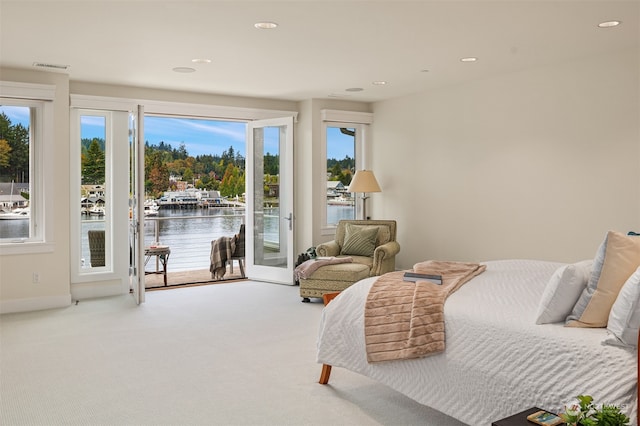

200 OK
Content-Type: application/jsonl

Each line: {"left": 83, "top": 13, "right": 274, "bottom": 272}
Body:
{"left": 316, "top": 258, "right": 638, "bottom": 425}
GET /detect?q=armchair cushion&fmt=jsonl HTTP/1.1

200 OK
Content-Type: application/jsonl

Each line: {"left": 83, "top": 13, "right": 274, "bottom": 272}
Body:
{"left": 341, "top": 223, "right": 379, "bottom": 257}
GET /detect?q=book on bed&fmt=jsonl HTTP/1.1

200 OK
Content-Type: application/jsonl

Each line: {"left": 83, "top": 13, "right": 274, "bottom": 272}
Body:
{"left": 403, "top": 272, "right": 442, "bottom": 284}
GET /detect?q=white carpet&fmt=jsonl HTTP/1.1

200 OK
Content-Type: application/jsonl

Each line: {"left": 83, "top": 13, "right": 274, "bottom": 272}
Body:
{"left": 0, "top": 281, "right": 467, "bottom": 426}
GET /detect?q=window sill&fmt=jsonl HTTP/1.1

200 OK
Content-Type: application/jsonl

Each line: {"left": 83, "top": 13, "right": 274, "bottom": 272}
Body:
{"left": 0, "top": 241, "right": 55, "bottom": 256}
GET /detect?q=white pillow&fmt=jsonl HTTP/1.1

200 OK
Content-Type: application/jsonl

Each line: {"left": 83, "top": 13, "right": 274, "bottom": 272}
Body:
{"left": 603, "top": 266, "right": 640, "bottom": 348}
{"left": 535, "top": 260, "right": 593, "bottom": 325}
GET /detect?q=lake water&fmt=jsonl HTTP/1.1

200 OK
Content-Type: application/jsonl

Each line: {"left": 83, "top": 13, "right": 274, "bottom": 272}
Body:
{"left": 1, "top": 205, "right": 355, "bottom": 272}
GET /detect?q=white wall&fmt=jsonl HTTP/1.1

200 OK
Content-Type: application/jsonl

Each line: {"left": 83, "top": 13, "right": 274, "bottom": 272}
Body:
{"left": 0, "top": 68, "right": 72, "bottom": 312}
{"left": 371, "top": 48, "right": 640, "bottom": 268}
{"left": 3, "top": 47, "right": 637, "bottom": 311}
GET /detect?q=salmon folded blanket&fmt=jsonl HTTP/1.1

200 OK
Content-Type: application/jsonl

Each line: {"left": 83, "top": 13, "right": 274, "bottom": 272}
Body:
{"left": 364, "top": 260, "right": 486, "bottom": 363}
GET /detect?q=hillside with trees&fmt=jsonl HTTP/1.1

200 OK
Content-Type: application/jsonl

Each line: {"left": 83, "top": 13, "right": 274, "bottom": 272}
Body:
{"left": 0, "top": 113, "right": 29, "bottom": 183}
{"left": 1, "top": 111, "right": 355, "bottom": 198}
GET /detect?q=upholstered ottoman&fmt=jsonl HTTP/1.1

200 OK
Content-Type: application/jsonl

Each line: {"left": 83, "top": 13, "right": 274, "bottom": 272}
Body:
{"left": 299, "top": 262, "right": 371, "bottom": 302}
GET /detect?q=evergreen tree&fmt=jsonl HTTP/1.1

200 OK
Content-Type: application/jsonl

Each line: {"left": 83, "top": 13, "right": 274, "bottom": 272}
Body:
{"left": 82, "top": 139, "right": 105, "bottom": 184}
{"left": 0, "top": 114, "right": 30, "bottom": 182}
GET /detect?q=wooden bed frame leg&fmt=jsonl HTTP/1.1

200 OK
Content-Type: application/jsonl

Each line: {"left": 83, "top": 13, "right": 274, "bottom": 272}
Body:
{"left": 319, "top": 364, "right": 332, "bottom": 384}
{"left": 318, "top": 293, "right": 340, "bottom": 385}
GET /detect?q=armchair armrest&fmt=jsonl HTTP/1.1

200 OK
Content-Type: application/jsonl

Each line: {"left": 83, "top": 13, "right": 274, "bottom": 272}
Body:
{"left": 316, "top": 241, "right": 340, "bottom": 257}
{"left": 371, "top": 241, "right": 401, "bottom": 276}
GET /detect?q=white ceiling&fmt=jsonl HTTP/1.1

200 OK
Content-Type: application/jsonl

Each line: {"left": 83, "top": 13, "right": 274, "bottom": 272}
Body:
{"left": 1, "top": 1, "right": 638, "bottom": 103}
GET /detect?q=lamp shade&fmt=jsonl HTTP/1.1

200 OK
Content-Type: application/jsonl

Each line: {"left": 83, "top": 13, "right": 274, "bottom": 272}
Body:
{"left": 349, "top": 170, "right": 381, "bottom": 193}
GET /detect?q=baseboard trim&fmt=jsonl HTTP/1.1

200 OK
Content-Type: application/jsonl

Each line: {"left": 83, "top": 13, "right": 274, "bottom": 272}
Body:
{"left": 0, "top": 294, "right": 72, "bottom": 314}
{"left": 71, "top": 281, "right": 127, "bottom": 300}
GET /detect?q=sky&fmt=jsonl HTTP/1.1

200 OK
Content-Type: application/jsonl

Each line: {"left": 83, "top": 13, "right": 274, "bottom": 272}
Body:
{"left": 1, "top": 106, "right": 354, "bottom": 160}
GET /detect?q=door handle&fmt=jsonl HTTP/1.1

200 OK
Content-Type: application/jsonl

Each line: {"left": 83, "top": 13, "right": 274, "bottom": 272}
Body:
{"left": 283, "top": 212, "right": 293, "bottom": 231}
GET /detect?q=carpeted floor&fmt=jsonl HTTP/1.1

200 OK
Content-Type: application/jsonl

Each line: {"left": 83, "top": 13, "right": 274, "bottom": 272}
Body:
{"left": 0, "top": 281, "right": 467, "bottom": 426}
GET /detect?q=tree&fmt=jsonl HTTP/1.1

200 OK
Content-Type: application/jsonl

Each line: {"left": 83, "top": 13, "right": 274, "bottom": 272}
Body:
{"left": 182, "top": 168, "right": 194, "bottom": 183}
{"left": 330, "top": 163, "right": 342, "bottom": 178}
{"left": 221, "top": 146, "right": 235, "bottom": 166}
{"left": 0, "top": 112, "right": 30, "bottom": 182}
{"left": 219, "top": 163, "right": 243, "bottom": 197}
{"left": 0, "top": 139, "right": 11, "bottom": 168}
{"left": 263, "top": 152, "right": 279, "bottom": 175}
{"left": 234, "top": 170, "right": 246, "bottom": 197}
{"left": 146, "top": 151, "right": 169, "bottom": 198}
{"left": 82, "top": 139, "right": 105, "bottom": 184}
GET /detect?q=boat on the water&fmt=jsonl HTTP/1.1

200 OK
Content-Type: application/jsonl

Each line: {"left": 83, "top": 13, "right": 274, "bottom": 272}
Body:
{"left": 89, "top": 205, "right": 105, "bottom": 216}
{"left": 0, "top": 207, "right": 30, "bottom": 220}
{"left": 144, "top": 203, "right": 159, "bottom": 216}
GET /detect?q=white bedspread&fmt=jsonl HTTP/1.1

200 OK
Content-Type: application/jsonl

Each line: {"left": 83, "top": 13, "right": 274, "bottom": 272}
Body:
{"left": 317, "top": 259, "right": 638, "bottom": 425}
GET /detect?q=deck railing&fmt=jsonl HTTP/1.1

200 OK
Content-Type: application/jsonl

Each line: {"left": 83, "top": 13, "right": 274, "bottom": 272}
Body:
{"left": 144, "top": 213, "right": 246, "bottom": 272}
{"left": 80, "top": 209, "right": 285, "bottom": 273}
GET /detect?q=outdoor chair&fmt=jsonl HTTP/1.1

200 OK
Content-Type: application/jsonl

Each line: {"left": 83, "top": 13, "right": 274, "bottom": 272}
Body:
{"left": 88, "top": 230, "right": 105, "bottom": 267}
{"left": 210, "top": 224, "right": 246, "bottom": 279}
{"left": 229, "top": 224, "right": 245, "bottom": 278}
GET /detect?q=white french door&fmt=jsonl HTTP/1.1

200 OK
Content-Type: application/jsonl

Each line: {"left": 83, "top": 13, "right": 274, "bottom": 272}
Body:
{"left": 129, "top": 105, "right": 145, "bottom": 304}
{"left": 246, "top": 117, "right": 294, "bottom": 284}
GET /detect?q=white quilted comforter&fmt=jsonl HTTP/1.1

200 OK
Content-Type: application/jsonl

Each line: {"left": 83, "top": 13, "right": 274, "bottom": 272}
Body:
{"left": 317, "top": 259, "right": 638, "bottom": 425}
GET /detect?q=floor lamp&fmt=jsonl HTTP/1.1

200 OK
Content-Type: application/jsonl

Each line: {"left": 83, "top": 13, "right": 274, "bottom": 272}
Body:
{"left": 349, "top": 170, "right": 381, "bottom": 220}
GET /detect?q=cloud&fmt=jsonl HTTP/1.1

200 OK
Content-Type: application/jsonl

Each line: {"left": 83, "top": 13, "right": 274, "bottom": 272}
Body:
{"left": 144, "top": 116, "right": 247, "bottom": 156}
{"left": 0, "top": 105, "right": 31, "bottom": 126}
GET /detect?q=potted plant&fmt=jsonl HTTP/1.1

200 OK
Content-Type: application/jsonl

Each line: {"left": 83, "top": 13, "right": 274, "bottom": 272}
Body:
{"left": 560, "top": 395, "right": 630, "bottom": 426}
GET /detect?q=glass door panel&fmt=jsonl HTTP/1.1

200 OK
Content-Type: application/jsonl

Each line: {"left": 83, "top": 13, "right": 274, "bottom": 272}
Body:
{"left": 246, "top": 117, "right": 294, "bottom": 284}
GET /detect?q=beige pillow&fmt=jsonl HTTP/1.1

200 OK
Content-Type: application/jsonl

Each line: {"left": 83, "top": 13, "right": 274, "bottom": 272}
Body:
{"left": 566, "top": 231, "right": 640, "bottom": 328}
{"left": 340, "top": 224, "right": 379, "bottom": 257}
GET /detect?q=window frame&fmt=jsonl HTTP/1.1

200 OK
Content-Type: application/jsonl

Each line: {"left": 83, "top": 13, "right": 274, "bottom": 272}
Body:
{"left": 0, "top": 82, "right": 55, "bottom": 254}
{"left": 320, "top": 110, "right": 372, "bottom": 235}
{"left": 70, "top": 108, "right": 130, "bottom": 284}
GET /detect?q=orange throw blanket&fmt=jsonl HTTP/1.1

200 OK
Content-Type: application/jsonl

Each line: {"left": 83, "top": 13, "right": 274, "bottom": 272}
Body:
{"left": 364, "top": 260, "right": 486, "bottom": 363}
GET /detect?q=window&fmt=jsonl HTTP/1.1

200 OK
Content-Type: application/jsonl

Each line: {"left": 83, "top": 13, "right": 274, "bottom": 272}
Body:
{"left": 324, "top": 124, "right": 359, "bottom": 226}
{"left": 0, "top": 82, "right": 55, "bottom": 253}
{"left": 78, "top": 112, "right": 108, "bottom": 271}
{"left": 70, "top": 108, "right": 130, "bottom": 282}
{"left": 321, "top": 110, "right": 372, "bottom": 231}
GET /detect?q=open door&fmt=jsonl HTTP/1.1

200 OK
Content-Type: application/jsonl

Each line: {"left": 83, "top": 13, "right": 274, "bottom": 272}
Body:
{"left": 129, "top": 105, "right": 145, "bottom": 303}
{"left": 246, "top": 116, "right": 294, "bottom": 284}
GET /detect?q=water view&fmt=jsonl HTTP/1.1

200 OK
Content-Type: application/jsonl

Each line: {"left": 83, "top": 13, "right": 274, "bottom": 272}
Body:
{"left": 1, "top": 205, "right": 355, "bottom": 273}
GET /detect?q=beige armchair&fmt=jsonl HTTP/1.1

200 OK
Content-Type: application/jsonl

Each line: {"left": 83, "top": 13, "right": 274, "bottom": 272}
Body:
{"left": 299, "top": 220, "right": 400, "bottom": 301}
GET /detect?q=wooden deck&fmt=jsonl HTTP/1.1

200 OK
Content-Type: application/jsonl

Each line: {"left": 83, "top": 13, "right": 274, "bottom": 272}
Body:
{"left": 144, "top": 266, "right": 246, "bottom": 290}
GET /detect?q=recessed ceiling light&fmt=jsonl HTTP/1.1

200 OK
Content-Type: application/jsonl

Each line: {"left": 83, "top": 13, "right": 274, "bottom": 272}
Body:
{"left": 191, "top": 58, "right": 212, "bottom": 64}
{"left": 372, "top": 81, "right": 387, "bottom": 86}
{"left": 345, "top": 87, "right": 364, "bottom": 92}
{"left": 598, "top": 20, "right": 621, "bottom": 28}
{"left": 460, "top": 57, "right": 478, "bottom": 62}
{"left": 172, "top": 67, "right": 196, "bottom": 73}
{"left": 254, "top": 21, "right": 278, "bottom": 29}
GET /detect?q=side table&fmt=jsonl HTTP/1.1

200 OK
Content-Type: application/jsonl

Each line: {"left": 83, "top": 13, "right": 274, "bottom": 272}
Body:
{"left": 145, "top": 245, "right": 170, "bottom": 286}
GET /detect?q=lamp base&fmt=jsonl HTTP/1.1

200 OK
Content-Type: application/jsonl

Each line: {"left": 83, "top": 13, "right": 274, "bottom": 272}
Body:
{"left": 360, "top": 194, "right": 370, "bottom": 220}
